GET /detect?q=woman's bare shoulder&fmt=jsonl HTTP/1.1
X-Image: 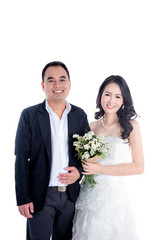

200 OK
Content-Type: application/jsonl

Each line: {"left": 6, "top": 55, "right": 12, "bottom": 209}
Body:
{"left": 129, "top": 119, "right": 142, "bottom": 142}
{"left": 130, "top": 119, "right": 140, "bottom": 129}
{"left": 89, "top": 120, "right": 99, "bottom": 131}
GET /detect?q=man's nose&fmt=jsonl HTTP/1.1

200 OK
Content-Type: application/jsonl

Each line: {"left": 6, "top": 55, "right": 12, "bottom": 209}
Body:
{"left": 53, "top": 80, "right": 61, "bottom": 87}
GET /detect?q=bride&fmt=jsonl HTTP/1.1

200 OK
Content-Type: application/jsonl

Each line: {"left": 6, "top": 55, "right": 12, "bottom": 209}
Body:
{"left": 72, "top": 75, "right": 144, "bottom": 240}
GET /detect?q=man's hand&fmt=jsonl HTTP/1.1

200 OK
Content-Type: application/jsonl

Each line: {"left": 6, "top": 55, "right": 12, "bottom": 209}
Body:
{"left": 57, "top": 167, "right": 80, "bottom": 185}
{"left": 18, "top": 202, "right": 34, "bottom": 218}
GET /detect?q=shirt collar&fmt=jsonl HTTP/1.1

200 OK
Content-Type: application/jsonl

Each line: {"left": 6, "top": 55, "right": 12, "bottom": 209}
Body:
{"left": 45, "top": 99, "right": 71, "bottom": 117}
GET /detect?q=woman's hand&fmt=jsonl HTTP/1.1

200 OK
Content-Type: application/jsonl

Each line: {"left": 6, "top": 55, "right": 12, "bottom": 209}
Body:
{"left": 82, "top": 162, "right": 103, "bottom": 175}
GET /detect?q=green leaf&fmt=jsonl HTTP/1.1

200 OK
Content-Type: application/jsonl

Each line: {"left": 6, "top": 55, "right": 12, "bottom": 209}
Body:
{"left": 83, "top": 175, "right": 96, "bottom": 189}
{"left": 98, "top": 152, "right": 105, "bottom": 159}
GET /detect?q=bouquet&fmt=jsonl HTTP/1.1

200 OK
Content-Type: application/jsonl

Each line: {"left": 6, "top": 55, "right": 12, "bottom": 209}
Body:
{"left": 73, "top": 131, "right": 109, "bottom": 188}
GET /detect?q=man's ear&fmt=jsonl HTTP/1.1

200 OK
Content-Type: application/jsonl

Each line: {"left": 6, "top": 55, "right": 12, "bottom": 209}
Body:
{"left": 41, "top": 82, "right": 44, "bottom": 91}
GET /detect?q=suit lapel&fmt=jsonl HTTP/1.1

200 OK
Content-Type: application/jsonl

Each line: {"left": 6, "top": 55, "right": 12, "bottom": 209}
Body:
{"left": 36, "top": 101, "right": 52, "bottom": 166}
{"left": 68, "top": 105, "right": 75, "bottom": 134}
{"left": 68, "top": 106, "right": 76, "bottom": 165}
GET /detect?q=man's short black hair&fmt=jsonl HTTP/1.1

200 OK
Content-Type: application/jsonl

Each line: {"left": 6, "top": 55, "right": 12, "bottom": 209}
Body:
{"left": 42, "top": 61, "right": 70, "bottom": 82}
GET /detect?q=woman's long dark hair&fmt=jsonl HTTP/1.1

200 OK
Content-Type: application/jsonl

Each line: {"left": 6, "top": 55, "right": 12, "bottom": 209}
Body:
{"left": 95, "top": 75, "right": 138, "bottom": 140}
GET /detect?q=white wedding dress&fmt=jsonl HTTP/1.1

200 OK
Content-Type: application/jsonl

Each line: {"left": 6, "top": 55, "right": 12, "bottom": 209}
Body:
{"left": 72, "top": 136, "right": 138, "bottom": 240}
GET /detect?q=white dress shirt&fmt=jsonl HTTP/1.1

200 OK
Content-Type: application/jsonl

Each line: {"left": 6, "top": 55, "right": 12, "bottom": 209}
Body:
{"left": 45, "top": 100, "right": 71, "bottom": 186}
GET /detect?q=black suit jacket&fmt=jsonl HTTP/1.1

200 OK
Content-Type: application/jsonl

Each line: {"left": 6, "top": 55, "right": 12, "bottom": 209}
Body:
{"left": 15, "top": 100, "right": 90, "bottom": 212}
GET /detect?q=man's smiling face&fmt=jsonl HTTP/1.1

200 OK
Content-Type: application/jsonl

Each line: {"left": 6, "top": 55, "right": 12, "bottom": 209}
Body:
{"left": 41, "top": 66, "right": 71, "bottom": 103}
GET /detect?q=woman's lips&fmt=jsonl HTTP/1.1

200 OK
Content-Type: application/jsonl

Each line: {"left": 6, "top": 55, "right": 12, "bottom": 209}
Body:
{"left": 106, "top": 105, "right": 115, "bottom": 110}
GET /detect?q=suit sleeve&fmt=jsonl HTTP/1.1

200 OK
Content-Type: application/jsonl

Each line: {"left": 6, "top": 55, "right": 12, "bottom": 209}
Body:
{"left": 14, "top": 110, "right": 32, "bottom": 206}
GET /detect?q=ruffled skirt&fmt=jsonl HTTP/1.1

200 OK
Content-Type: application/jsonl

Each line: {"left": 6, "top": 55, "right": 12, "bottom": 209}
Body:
{"left": 72, "top": 176, "right": 138, "bottom": 240}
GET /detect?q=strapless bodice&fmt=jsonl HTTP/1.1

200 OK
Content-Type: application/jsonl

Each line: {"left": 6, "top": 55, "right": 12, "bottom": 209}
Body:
{"left": 98, "top": 136, "right": 131, "bottom": 166}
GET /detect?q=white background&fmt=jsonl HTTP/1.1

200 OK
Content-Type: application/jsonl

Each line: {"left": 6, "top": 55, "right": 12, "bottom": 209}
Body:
{"left": 0, "top": 0, "right": 160, "bottom": 239}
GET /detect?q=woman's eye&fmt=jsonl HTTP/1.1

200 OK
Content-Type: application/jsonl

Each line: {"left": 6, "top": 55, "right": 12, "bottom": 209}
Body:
{"left": 116, "top": 96, "right": 121, "bottom": 99}
{"left": 105, "top": 93, "right": 110, "bottom": 96}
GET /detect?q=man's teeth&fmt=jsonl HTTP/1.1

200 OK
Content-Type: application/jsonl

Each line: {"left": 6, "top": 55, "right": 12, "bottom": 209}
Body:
{"left": 54, "top": 90, "right": 63, "bottom": 93}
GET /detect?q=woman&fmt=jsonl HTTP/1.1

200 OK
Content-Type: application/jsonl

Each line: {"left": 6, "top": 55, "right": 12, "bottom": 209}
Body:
{"left": 72, "top": 75, "right": 144, "bottom": 240}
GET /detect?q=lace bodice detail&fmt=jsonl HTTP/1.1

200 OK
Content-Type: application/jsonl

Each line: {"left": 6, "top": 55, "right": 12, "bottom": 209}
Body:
{"left": 98, "top": 136, "right": 131, "bottom": 165}
{"left": 90, "top": 136, "right": 132, "bottom": 187}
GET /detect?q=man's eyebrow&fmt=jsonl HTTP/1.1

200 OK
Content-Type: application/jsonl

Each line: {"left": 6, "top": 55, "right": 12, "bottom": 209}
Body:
{"left": 47, "top": 77, "right": 54, "bottom": 80}
{"left": 47, "top": 76, "right": 67, "bottom": 80}
{"left": 60, "top": 76, "right": 67, "bottom": 79}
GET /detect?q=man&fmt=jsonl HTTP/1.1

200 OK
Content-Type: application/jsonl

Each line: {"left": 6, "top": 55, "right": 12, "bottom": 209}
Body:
{"left": 15, "top": 61, "right": 90, "bottom": 240}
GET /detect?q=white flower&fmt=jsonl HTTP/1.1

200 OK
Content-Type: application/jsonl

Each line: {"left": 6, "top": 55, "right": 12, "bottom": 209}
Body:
{"left": 91, "top": 141, "right": 99, "bottom": 151}
{"left": 84, "top": 144, "right": 90, "bottom": 150}
{"left": 90, "top": 149, "right": 96, "bottom": 156}
{"left": 73, "top": 134, "right": 80, "bottom": 139}
{"left": 82, "top": 151, "right": 90, "bottom": 160}
{"left": 73, "top": 142, "right": 83, "bottom": 149}
{"left": 98, "top": 134, "right": 104, "bottom": 140}
{"left": 83, "top": 131, "right": 95, "bottom": 140}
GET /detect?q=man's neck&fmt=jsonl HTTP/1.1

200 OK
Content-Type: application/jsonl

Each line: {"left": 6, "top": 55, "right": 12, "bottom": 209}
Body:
{"left": 47, "top": 100, "right": 66, "bottom": 119}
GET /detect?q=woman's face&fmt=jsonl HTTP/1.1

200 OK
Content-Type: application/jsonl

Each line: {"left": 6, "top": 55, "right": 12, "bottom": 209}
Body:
{"left": 101, "top": 82, "right": 123, "bottom": 115}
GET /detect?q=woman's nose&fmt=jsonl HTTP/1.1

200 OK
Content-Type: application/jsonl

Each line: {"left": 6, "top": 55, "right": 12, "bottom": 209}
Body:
{"left": 108, "top": 96, "right": 114, "bottom": 104}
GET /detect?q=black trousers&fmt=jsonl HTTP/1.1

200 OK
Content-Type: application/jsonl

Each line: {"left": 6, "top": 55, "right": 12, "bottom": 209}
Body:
{"left": 27, "top": 187, "right": 75, "bottom": 240}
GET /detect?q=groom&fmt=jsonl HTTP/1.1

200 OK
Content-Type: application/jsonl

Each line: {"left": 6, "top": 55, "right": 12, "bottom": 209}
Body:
{"left": 15, "top": 61, "right": 89, "bottom": 240}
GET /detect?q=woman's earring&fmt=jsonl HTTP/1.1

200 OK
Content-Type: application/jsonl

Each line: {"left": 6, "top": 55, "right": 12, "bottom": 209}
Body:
{"left": 122, "top": 104, "right": 124, "bottom": 110}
